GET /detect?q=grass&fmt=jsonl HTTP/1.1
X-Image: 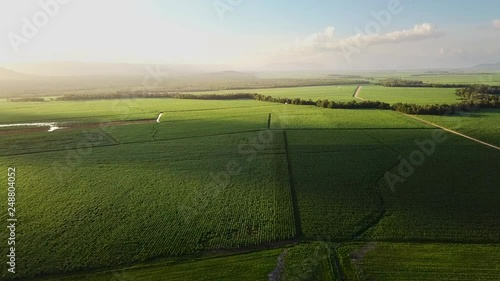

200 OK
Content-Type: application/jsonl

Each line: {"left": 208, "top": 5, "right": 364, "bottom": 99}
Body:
{"left": 359, "top": 85, "right": 460, "bottom": 105}
{"left": 338, "top": 242, "right": 500, "bottom": 280}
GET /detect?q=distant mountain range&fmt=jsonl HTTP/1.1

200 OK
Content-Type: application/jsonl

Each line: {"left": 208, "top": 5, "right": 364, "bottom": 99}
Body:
{"left": 468, "top": 62, "right": 500, "bottom": 71}
{"left": 1, "top": 62, "right": 234, "bottom": 77}
{"left": 0, "top": 67, "right": 34, "bottom": 80}
{"left": 0, "top": 61, "right": 499, "bottom": 80}
{"left": 259, "top": 63, "right": 327, "bottom": 72}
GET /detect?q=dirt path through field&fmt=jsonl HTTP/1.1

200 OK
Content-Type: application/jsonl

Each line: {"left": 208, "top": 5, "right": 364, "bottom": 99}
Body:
{"left": 404, "top": 114, "right": 500, "bottom": 151}
{"left": 354, "top": 86, "right": 366, "bottom": 101}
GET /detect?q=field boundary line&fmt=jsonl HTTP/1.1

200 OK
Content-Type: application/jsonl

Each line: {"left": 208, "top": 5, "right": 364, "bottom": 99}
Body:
{"left": 353, "top": 86, "right": 366, "bottom": 101}
{"left": 403, "top": 114, "right": 500, "bottom": 151}
{"left": 0, "top": 143, "right": 119, "bottom": 158}
{"left": 361, "top": 130, "right": 401, "bottom": 155}
{"left": 98, "top": 128, "right": 121, "bottom": 144}
{"left": 122, "top": 129, "right": 264, "bottom": 145}
{"left": 283, "top": 131, "right": 304, "bottom": 239}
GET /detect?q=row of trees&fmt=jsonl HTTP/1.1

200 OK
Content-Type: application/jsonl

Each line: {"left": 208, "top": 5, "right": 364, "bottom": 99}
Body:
{"left": 455, "top": 85, "right": 500, "bottom": 108}
{"left": 56, "top": 92, "right": 256, "bottom": 101}
{"left": 378, "top": 78, "right": 465, "bottom": 88}
{"left": 8, "top": 97, "right": 45, "bottom": 102}
{"left": 391, "top": 103, "right": 479, "bottom": 115}
{"left": 253, "top": 92, "right": 496, "bottom": 115}
{"left": 253, "top": 93, "right": 392, "bottom": 110}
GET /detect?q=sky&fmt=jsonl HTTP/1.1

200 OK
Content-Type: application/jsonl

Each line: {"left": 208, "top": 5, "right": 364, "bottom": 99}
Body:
{"left": 0, "top": 0, "right": 499, "bottom": 70}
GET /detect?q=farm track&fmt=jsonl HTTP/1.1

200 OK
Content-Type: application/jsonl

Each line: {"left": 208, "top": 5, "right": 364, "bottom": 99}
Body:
{"left": 404, "top": 114, "right": 500, "bottom": 151}
{"left": 353, "top": 86, "right": 366, "bottom": 101}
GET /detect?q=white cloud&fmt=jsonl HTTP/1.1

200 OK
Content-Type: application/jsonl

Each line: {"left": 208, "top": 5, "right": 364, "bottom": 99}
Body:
{"left": 493, "top": 19, "right": 500, "bottom": 29}
{"left": 295, "top": 23, "right": 444, "bottom": 52}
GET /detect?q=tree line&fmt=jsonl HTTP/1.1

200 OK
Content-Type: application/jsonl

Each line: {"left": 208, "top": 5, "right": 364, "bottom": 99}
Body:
{"left": 391, "top": 103, "right": 479, "bottom": 115}
{"left": 55, "top": 92, "right": 257, "bottom": 101}
{"left": 8, "top": 97, "right": 45, "bottom": 102}
{"left": 378, "top": 78, "right": 466, "bottom": 88}
{"left": 455, "top": 85, "right": 500, "bottom": 108}
{"left": 252, "top": 93, "right": 391, "bottom": 109}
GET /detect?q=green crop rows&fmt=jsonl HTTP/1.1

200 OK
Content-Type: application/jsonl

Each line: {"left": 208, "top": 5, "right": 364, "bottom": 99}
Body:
{"left": 1, "top": 88, "right": 499, "bottom": 280}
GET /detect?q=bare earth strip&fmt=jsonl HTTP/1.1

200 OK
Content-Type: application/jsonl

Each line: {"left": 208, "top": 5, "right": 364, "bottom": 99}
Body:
{"left": 404, "top": 114, "right": 500, "bottom": 151}
{"left": 354, "top": 86, "right": 366, "bottom": 101}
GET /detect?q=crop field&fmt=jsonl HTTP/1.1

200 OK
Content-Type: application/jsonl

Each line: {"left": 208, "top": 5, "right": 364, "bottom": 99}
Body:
{"left": 362, "top": 129, "right": 500, "bottom": 242}
{"left": 287, "top": 130, "right": 396, "bottom": 240}
{"left": 0, "top": 130, "right": 296, "bottom": 279}
{"left": 1, "top": 90, "right": 499, "bottom": 280}
{"left": 0, "top": 128, "right": 115, "bottom": 156}
{"left": 403, "top": 73, "right": 500, "bottom": 85}
{"left": 358, "top": 85, "right": 460, "bottom": 105}
{"left": 418, "top": 108, "right": 500, "bottom": 146}
{"left": 0, "top": 98, "right": 271, "bottom": 124}
{"left": 338, "top": 243, "right": 500, "bottom": 280}
{"left": 39, "top": 242, "right": 336, "bottom": 281}
{"left": 360, "top": 72, "right": 500, "bottom": 86}
{"left": 271, "top": 106, "right": 431, "bottom": 129}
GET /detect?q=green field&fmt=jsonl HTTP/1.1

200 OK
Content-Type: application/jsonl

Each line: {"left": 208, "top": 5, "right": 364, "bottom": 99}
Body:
{"left": 1, "top": 87, "right": 499, "bottom": 280}
{"left": 0, "top": 129, "right": 295, "bottom": 279}
{"left": 419, "top": 108, "right": 500, "bottom": 146}
{"left": 39, "top": 243, "right": 336, "bottom": 281}
{"left": 361, "top": 72, "right": 500, "bottom": 86}
{"left": 359, "top": 85, "right": 460, "bottom": 105}
{"left": 362, "top": 130, "right": 500, "bottom": 242}
{"left": 339, "top": 243, "right": 500, "bottom": 280}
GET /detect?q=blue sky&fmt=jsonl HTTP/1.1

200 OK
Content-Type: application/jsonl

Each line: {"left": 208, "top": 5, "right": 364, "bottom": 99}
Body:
{"left": 1, "top": 0, "right": 499, "bottom": 69}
